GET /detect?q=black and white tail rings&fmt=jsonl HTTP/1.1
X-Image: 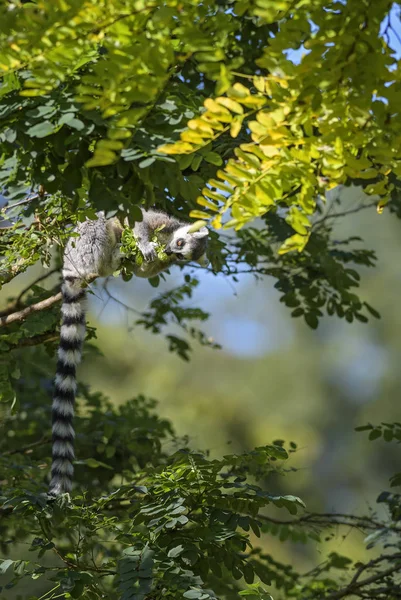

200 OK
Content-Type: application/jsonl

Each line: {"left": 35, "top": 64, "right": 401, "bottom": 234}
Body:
{"left": 49, "top": 278, "right": 86, "bottom": 496}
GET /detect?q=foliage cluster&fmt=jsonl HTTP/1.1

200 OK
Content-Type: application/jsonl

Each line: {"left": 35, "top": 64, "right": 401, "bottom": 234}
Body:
{"left": 2, "top": 390, "right": 401, "bottom": 600}
{"left": 0, "top": 0, "right": 395, "bottom": 328}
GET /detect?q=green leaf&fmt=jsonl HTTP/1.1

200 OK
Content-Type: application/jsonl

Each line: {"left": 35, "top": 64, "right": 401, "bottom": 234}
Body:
{"left": 364, "top": 302, "right": 381, "bottom": 319}
{"left": 183, "top": 590, "right": 204, "bottom": 599}
{"left": 138, "top": 157, "right": 156, "bottom": 168}
{"left": 26, "top": 121, "right": 55, "bottom": 138}
{"left": 84, "top": 458, "right": 113, "bottom": 470}
{"left": 149, "top": 276, "right": 160, "bottom": 288}
{"left": 167, "top": 544, "right": 184, "bottom": 558}
{"left": 304, "top": 313, "right": 318, "bottom": 329}
{"left": 355, "top": 424, "right": 374, "bottom": 432}
{"left": 204, "top": 152, "right": 223, "bottom": 166}
{"left": 0, "top": 560, "right": 14, "bottom": 575}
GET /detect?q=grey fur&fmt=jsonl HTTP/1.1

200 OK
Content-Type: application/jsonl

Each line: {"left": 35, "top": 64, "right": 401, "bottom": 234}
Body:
{"left": 49, "top": 209, "right": 209, "bottom": 496}
{"left": 131, "top": 210, "right": 208, "bottom": 276}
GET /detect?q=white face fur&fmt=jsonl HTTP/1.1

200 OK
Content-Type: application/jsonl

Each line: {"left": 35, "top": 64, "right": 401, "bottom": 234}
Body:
{"left": 167, "top": 225, "right": 209, "bottom": 266}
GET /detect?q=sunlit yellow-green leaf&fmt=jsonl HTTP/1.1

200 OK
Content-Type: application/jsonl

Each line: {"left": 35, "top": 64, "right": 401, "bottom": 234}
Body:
{"left": 256, "top": 112, "right": 276, "bottom": 129}
{"left": 322, "top": 155, "right": 344, "bottom": 170}
{"left": 187, "top": 119, "right": 215, "bottom": 136}
{"left": 286, "top": 207, "right": 311, "bottom": 235}
{"left": 364, "top": 179, "right": 390, "bottom": 196}
{"left": 235, "top": 148, "right": 261, "bottom": 169}
{"left": 254, "top": 182, "right": 275, "bottom": 206}
{"left": 19, "top": 88, "right": 49, "bottom": 97}
{"left": 115, "top": 108, "right": 149, "bottom": 127}
{"left": 97, "top": 139, "right": 124, "bottom": 152}
{"left": 278, "top": 233, "right": 311, "bottom": 255}
{"left": 253, "top": 75, "right": 266, "bottom": 93}
{"left": 189, "top": 210, "right": 212, "bottom": 220}
{"left": 107, "top": 128, "right": 132, "bottom": 140}
{"left": 204, "top": 98, "right": 231, "bottom": 115}
{"left": 181, "top": 130, "right": 205, "bottom": 145}
{"left": 196, "top": 197, "right": 220, "bottom": 212}
{"left": 158, "top": 142, "right": 195, "bottom": 155}
{"left": 215, "top": 97, "right": 244, "bottom": 114}
{"left": 209, "top": 179, "right": 233, "bottom": 194}
{"left": 259, "top": 145, "right": 281, "bottom": 158}
{"left": 230, "top": 118, "right": 242, "bottom": 138}
{"left": 248, "top": 120, "right": 270, "bottom": 139}
{"left": 201, "top": 116, "right": 226, "bottom": 132}
{"left": 377, "top": 196, "right": 390, "bottom": 214}
{"left": 227, "top": 82, "right": 250, "bottom": 99}
{"left": 86, "top": 150, "right": 117, "bottom": 167}
{"left": 202, "top": 188, "right": 226, "bottom": 203}
{"left": 238, "top": 95, "right": 267, "bottom": 109}
{"left": 225, "top": 161, "right": 256, "bottom": 181}
{"left": 345, "top": 167, "right": 377, "bottom": 180}
{"left": 321, "top": 164, "right": 345, "bottom": 181}
{"left": 195, "top": 49, "right": 225, "bottom": 62}
{"left": 222, "top": 218, "right": 241, "bottom": 229}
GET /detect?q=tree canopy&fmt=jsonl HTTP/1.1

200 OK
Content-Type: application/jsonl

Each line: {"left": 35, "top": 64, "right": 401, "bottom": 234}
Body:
{"left": 1, "top": 1, "right": 401, "bottom": 599}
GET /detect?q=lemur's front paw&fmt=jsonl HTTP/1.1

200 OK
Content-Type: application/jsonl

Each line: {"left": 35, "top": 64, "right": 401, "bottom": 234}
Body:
{"left": 141, "top": 242, "right": 157, "bottom": 262}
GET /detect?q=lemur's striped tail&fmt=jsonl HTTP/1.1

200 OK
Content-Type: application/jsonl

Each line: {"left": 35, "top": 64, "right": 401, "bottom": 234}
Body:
{"left": 49, "top": 277, "right": 86, "bottom": 496}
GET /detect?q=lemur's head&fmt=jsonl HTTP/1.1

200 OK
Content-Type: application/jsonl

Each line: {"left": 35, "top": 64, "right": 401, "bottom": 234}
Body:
{"left": 165, "top": 223, "right": 209, "bottom": 267}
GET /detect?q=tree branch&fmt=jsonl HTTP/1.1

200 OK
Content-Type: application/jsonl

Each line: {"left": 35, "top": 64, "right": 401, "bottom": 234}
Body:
{"left": 260, "top": 511, "right": 400, "bottom": 532}
{"left": 325, "top": 555, "right": 401, "bottom": 600}
{"left": 15, "top": 332, "right": 59, "bottom": 348}
{"left": 0, "top": 292, "right": 62, "bottom": 327}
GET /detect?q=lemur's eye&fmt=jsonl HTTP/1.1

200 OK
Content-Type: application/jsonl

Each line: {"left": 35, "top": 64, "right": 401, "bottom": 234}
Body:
{"left": 176, "top": 239, "right": 184, "bottom": 247}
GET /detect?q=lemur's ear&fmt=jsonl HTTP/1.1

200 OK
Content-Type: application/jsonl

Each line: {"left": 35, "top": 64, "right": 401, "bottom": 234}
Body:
{"left": 196, "top": 253, "right": 209, "bottom": 267}
{"left": 192, "top": 226, "right": 208, "bottom": 239}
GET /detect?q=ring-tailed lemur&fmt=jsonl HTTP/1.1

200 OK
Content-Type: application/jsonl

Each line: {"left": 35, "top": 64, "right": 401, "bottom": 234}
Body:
{"left": 49, "top": 209, "right": 209, "bottom": 496}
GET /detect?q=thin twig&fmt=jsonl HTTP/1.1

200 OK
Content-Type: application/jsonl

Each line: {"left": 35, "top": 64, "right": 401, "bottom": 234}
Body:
{"left": 103, "top": 280, "right": 141, "bottom": 315}
{"left": 2, "top": 193, "right": 50, "bottom": 213}
{"left": 4, "top": 436, "right": 51, "bottom": 455}
{"left": 313, "top": 200, "right": 378, "bottom": 229}
{"left": 15, "top": 268, "right": 60, "bottom": 308}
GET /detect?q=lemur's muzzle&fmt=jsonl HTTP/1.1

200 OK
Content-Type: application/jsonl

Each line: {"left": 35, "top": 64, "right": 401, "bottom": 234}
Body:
{"left": 164, "top": 245, "right": 173, "bottom": 256}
